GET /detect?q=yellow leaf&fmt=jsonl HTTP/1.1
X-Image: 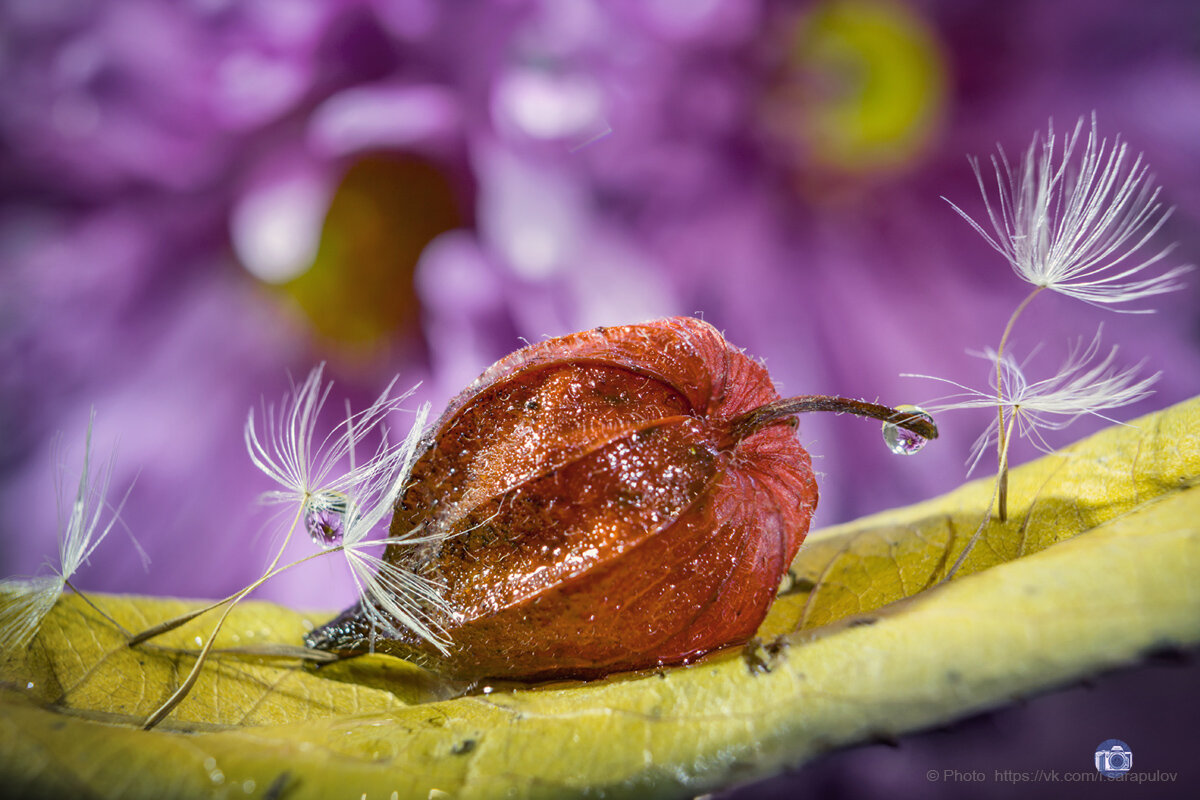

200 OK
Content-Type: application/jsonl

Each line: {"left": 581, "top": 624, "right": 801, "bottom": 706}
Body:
{"left": 1, "top": 397, "right": 1197, "bottom": 799}
{"left": 0, "top": 594, "right": 454, "bottom": 730}
{"left": 761, "top": 389, "right": 1198, "bottom": 635}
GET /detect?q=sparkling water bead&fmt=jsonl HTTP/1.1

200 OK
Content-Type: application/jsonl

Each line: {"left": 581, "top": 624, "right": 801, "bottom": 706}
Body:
{"left": 882, "top": 405, "right": 933, "bottom": 455}
{"left": 304, "top": 498, "right": 347, "bottom": 547}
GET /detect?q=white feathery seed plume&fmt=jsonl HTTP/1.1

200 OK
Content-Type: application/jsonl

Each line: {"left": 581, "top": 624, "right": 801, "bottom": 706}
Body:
{"left": 245, "top": 363, "right": 416, "bottom": 533}
{"left": 947, "top": 114, "right": 1191, "bottom": 309}
{"left": 0, "top": 412, "right": 136, "bottom": 652}
{"left": 908, "top": 329, "right": 1158, "bottom": 475}
{"left": 335, "top": 400, "right": 452, "bottom": 651}
{"left": 244, "top": 365, "right": 450, "bottom": 650}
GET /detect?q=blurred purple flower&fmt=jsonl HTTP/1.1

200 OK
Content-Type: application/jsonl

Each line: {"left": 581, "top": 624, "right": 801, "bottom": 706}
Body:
{"left": 1, "top": 0, "right": 1198, "bottom": 622}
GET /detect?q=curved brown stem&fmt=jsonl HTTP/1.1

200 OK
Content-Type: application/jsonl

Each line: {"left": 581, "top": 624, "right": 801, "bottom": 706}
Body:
{"left": 722, "top": 395, "right": 938, "bottom": 449}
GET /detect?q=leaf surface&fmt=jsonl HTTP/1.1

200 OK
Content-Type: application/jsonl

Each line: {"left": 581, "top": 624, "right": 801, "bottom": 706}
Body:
{"left": 1, "top": 397, "right": 1197, "bottom": 799}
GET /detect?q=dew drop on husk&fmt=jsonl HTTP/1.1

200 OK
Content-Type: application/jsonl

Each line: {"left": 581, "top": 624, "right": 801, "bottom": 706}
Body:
{"left": 881, "top": 405, "right": 933, "bottom": 455}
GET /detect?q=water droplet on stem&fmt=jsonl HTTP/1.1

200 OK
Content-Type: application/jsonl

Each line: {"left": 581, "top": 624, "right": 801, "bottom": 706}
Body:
{"left": 882, "top": 405, "right": 933, "bottom": 455}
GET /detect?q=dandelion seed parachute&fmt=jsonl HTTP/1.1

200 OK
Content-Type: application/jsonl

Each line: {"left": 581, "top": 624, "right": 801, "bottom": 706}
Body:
{"left": 947, "top": 114, "right": 1192, "bottom": 310}
{"left": 908, "top": 328, "right": 1158, "bottom": 474}
{"left": 132, "top": 377, "right": 442, "bottom": 730}
{"left": 0, "top": 412, "right": 130, "bottom": 652}
{"left": 243, "top": 364, "right": 451, "bottom": 649}
{"left": 0, "top": 577, "right": 63, "bottom": 653}
{"left": 245, "top": 363, "right": 419, "bottom": 532}
{"left": 939, "top": 114, "right": 1187, "bottom": 523}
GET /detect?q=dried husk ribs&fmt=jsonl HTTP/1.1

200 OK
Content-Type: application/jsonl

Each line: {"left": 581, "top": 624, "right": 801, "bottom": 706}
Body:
{"left": 310, "top": 317, "right": 818, "bottom": 679}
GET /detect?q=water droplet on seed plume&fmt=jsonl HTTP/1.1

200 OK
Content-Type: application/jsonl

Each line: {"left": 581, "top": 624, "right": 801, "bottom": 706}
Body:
{"left": 305, "top": 494, "right": 349, "bottom": 546}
